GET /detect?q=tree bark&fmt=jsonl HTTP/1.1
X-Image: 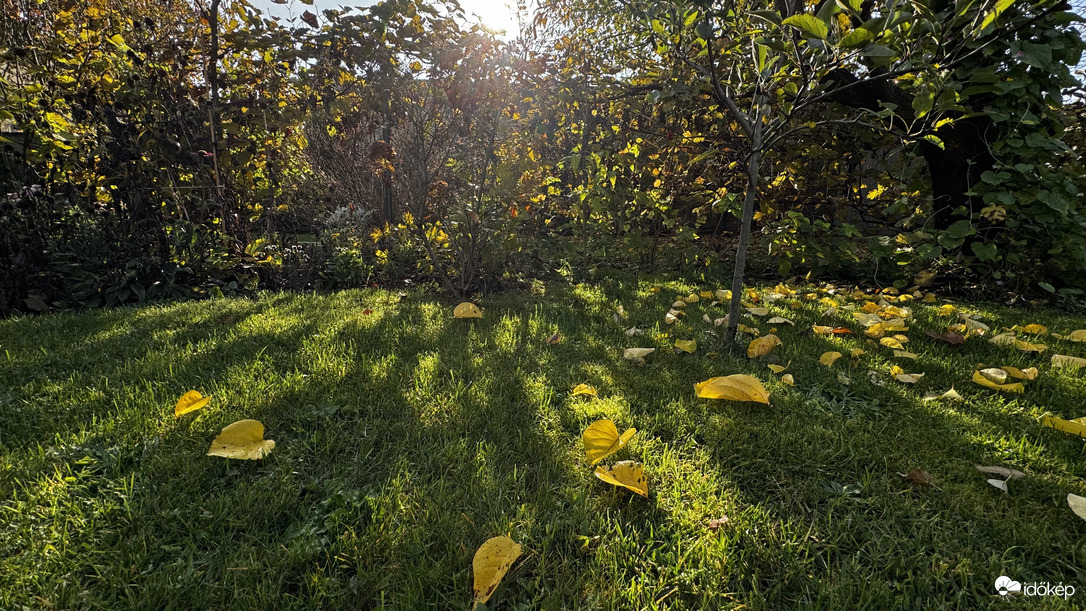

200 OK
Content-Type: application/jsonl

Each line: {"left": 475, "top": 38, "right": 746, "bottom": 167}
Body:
{"left": 824, "top": 68, "right": 995, "bottom": 229}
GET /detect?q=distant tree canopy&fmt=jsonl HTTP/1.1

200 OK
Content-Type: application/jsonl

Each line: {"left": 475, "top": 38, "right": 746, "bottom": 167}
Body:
{"left": 1, "top": 0, "right": 1084, "bottom": 314}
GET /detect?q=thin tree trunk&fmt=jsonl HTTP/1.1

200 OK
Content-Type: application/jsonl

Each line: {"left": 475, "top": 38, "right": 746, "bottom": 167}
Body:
{"left": 724, "top": 149, "right": 762, "bottom": 345}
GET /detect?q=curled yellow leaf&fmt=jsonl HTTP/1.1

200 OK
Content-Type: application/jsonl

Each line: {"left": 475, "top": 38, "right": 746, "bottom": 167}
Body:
{"left": 583, "top": 419, "right": 636, "bottom": 464}
{"left": 971, "top": 370, "right": 1024, "bottom": 393}
{"left": 207, "top": 419, "right": 275, "bottom": 460}
{"left": 781, "top": 373, "right": 795, "bottom": 386}
{"left": 1067, "top": 330, "right": 1086, "bottom": 342}
{"left": 767, "top": 362, "right": 789, "bottom": 374}
{"left": 175, "top": 390, "right": 210, "bottom": 418}
{"left": 473, "top": 536, "right": 522, "bottom": 606}
{"left": 1003, "top": 366, "right": 1038, "bottom": 380}
{"left": 454, "top": 302, "right": 482, "bottom": 319}
{"left": 767, "top": 316, "right": 795, "bottom": 326}
{"left": 893, "top": 350, "right": 918, "bottom": 360}
{"left": 1019, "top": 323, "right": 1048, "bottom": 335}
{"left": 889, "top": 365, "right": 924, "bottom": 383}
{"left": 571, "top": 383, "right": 597, "bottom": 397}
{"left": 747, "top": 334, "right": 781, "bottom": 358}
{"left": 746, "top": 307, "right": 770, "bottom": 316}
{"left": 812, "top": 325, "right": 834, "bottom": 336}
{"left": 694, "top": 374, "right": 770, "bottom": 404}
{"left": 594, "top": 460, "right": 649, "bottom": 497}
{"left": 850, "top": 349, "right": 866, "bottom": 358}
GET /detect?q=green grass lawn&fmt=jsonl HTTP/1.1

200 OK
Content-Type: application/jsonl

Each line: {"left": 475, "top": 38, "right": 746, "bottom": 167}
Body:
{"left": 2, "top": 274, "right": 1085, "bottom": 609}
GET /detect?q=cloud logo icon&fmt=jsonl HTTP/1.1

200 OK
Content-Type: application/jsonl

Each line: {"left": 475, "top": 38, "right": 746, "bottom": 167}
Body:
{"left": 996, "top": 576, "right": 1022, "bottom": 596}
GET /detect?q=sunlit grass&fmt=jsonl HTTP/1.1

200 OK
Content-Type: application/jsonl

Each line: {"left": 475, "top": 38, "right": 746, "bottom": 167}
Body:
{"left": 1, "top": 275, "right": 1084, "bottom": 609}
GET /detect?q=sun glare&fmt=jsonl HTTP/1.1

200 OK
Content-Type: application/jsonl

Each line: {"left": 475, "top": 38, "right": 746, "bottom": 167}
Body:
{"left": 458, "top": 0, "right": 521, "bottom": 38}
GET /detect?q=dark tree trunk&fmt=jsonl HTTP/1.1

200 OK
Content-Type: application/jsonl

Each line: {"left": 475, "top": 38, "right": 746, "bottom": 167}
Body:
{"left": 824, "top": 69, "right": 996, "bottom": 230}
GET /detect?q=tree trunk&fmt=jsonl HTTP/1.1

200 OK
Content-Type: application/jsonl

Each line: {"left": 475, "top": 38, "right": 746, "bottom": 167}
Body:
{"left": 825, "top": 69, "right": 995, "bottom": 229}
{"left": 725, "top": 147, "right": 762, "bottom": 345}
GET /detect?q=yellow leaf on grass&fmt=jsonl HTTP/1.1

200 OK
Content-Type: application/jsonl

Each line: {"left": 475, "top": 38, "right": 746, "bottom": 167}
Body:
{"left": 767, "top": 316, "right": 795, "bottom": 326}
{"left": 1069, "top": 494, "right": 1086, "bottom": 522}
{"left": 1014, "top": 340, "right": 1047, "bottom": 353}
{"left": 454, "top": 302, "right": 482, "bottom": 318}
{"left": 674, "top": 339, "right": 697, "bottom": 353}
{"left": 746, "top": 307, "right": 770, "bottom": 316}
{"left": 1003, "top": 366, "right": 1038, "bottom": 380}
{"left": 820, "top": 351, "right": 843, "bottom": 367}
{"left": 781, "top": 373, "right": 795, "bottom": 386}
{"left": 594, "top": 460, "right": 649, "bottom": 497}
{"left": 864, "top": 323, "right": 887, "bottom": 338}
{"left": 989, "top": 332, "right": 1017, "bottom": 346}
{"left": 853, "top": 312, "right": 883, "bottom": 327}
{"left": 207, "top": 419, "right": 275, "bottom": 460}
{"left": 978, "top": 367, "right": 1008, "bottom": 384}
{"left": 889, "top": 365, "right": 924, "bottom": 383}
{"left": 571, "top": 384, "right": 597, "bottom": 397}
{"left": 1042, "top": 415, "right": 1086, "bottom": 438}
{"left": 813, "top": 325, "right": 834, "bottom": 336}
{"left": 694, "top": 375, "right": 770, "bottom": 404}
{"left": 767, "top": 362, "right": 790, "bottom": 374}
{"left": 1017, "top": 323, "right": 1048, "bottom": 335}
{"left": 737, "top": 324, "right": 760, "bottom": 336}
{"left": 880, "top": 337, "right": 905, "bottom": 350}
{"left": 972, "top": 370, "right": 1024, "bottom": 393}
{"left": 672, "top": 300, "right": 687, "bottom": 308}
{"left": 850, "top": 349, "right": 866, "bottom": 358}
{"left": 686, "top": 294, "right": 700, "bottom": 303}
{"left": 473, "top": 536, "right": 522, "bottom": 607}
{"left": 1052, "top": 354, "right": 1086, "bottom": 369}
{"left": 747, "top": 334, "right": 781, "bottom": 358}
{"left": 923, "top": 388, "right": 963, "bottom": 401}
{"left": 175, "top": 390, "right": 210, "bottom": 418}
{"left": 937, "top": 304, "right": 957, "bottom": 316}
{"left": 700, "top": 291, "right": 714, "bottom": 299}
{"left": 1067, "top": 330, "right": 1086, "bottom": 342}
{"left": 715, "top": 289, "right": 730, "bottom": 300}
{"left": 583, "top": 419, "right": 637, "bottom": 464}
{"left": 893, "top": 350, "right": 918, "bottom": 359}
{"left": 623, "top": 347, "right": 655, "bottom": 360}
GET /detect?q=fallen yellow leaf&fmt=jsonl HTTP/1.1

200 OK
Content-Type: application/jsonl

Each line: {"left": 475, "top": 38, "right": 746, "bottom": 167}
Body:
{"left": 880, "top": 337, "right": 905, "bottom": 350}
{"left": 781, "top": 373, "right": 794, "bottom": 386}
{"left": 583, "top": 419, "right": 636, "bottom": 464}
{"left": 1042, "top": 415, "right": 1086, "bottom": 438}
{"left": 694, "top": 375, "right": 770, "bottom": 404}
{"left": 1052, "top": 354, "right": 1086, "bottom": 369}
{"left": 767, "top": 362, "right": 790, "bottom": 374}
{"left": 813, "top": 325, "right": 834, "bottom": 336}
{"left": 1002, "top": 366, "right": 1038, "bottom": 381}
{"left": 746, "top": 307, "right": 770, "bottom": 316}
{"left": 893, "top": 350, "right": 918, "bottom": 359}
{"left": 454, "top": 302, "right": 483, "bottom": 319}
{"left": 972, "top": 370, "right": 1024, "bottom": 393}
{"left": 767, "top": 316, "right": 795, "bottom": 326}
{"left": 206, "top": 419, "right": 275, "bottom": 460}
{"left": 1019, "top": 323, "right": 1048, "bottom": 335}
{"left": 819, "top": 351, "right": 843, "bottom": 367}
{"left": 850, "top": 349, "right": 866, "bottom": 358}
{"left": 747, "top": 334, "right": 781, "bottom": 358}
{"left": 889, "top": 365, "right": 924, "bottom": 383}
{"left": 594, "top": 460, "right": 649, "bottom": 497}
{"left": 175, "top": 390, "right": 210, "bottom": 418}
{"left": 571, "top": 383, "right": 597, "bottom": 397}
{"left": 674, "top": 338, "right": 697, "bottom": 353}
{"left": 623, "top": 347, "right": 655, "bottom": 360}
{"left": 473, "top": 536, "right": 522, "bottom": 607}
{"left": 1069, "top": 494, "right": 1086, "bottom": 522}
{"left": 1067, "top": 330, "right": 1086, "bottom": 342}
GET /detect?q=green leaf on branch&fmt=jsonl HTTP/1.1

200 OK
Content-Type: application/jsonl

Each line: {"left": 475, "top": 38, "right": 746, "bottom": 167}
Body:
{"left": 839, "top": 27, "right": 875, "bottom": 49}
{"left": 980, "top": 0, "right": 1016, "bottom": 31}
{"left": 782, "top": 15, "right": 828, "bottom": 40}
